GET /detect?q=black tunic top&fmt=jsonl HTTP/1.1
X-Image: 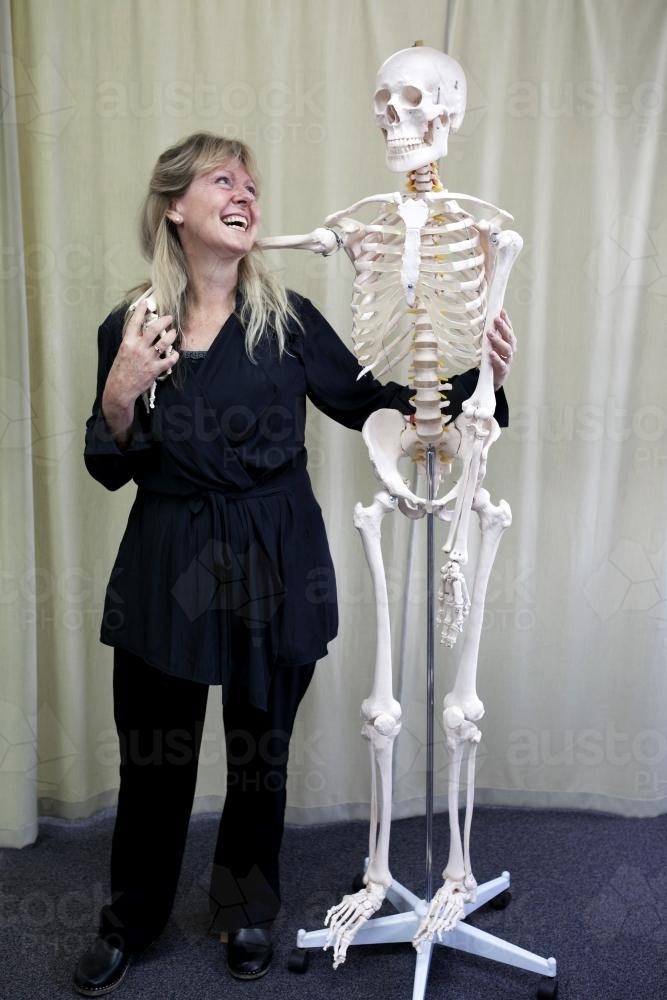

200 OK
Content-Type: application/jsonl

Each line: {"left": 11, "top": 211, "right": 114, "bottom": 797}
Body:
{"left": 84, "top": 293, "right": 507, "bottom": 709}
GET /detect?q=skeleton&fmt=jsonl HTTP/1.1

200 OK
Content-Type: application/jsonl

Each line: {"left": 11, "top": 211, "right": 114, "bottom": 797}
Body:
{"left": 258, "top": 45, "right": 522, "bottom": 967}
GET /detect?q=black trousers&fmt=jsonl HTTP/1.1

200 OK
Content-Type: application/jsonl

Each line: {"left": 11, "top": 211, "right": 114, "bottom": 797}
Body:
{"left": 98, "top": 649, "right": 316, "bottom": 953}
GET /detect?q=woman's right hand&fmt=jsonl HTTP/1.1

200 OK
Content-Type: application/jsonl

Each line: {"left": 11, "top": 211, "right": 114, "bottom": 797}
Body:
{"left": 107, "top": 299, "right": 179, "bottom": 405}
{"left": 101, "top": 299, "right": 180, "bottom": 446}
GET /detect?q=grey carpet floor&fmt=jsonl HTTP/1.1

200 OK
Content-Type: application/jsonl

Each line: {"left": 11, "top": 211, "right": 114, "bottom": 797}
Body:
{"left": 1, "top": 806, "right": 666, "bottom": 1000}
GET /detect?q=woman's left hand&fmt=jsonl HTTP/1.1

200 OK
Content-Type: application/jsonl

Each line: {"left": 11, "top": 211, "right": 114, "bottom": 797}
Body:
{"left": 487, "top": 310, "right": 517, "bottom": 390}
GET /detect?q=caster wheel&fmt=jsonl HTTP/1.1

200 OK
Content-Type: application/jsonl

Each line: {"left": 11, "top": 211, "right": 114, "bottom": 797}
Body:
{"left": 489, "top": 889, "right": 512, "bottom": 910}
{"left": 351, "top": 872, "right": 366, "bottom": 893}
{"left": 536, "top": 977, "right": 558, "bottom": 999}
{"left": 288, "top": 948, "right": 310, "bottom": 973}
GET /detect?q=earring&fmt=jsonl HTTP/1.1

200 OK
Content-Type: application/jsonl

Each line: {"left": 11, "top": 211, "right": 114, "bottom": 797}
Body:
{"left": 172, "top": 214, "right": 183, "bottom": 224}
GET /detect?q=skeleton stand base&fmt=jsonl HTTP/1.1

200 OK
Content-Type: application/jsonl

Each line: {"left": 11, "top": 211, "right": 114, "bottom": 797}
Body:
{"left": 291, "top": 455, "right": 557, "bottom": 998}
{"left": 295, "top": 869, "right": 556, "bottom": 998}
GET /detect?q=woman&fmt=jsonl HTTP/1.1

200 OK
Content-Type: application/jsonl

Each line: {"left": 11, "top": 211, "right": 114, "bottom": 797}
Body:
{"left": 76, "top": 131, "right": 515, "bottom": 993}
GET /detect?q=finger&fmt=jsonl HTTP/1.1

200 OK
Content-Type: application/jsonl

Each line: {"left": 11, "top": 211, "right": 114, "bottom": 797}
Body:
{"left": 145, "top": 314, "right": 174, "bottom": 341}
{"left": 492, "top": 319, "right": 516, "bottom": 354}
{"left": 487, "top": 328, "right": 508, "bottom": 354}
{"left": 152, "top": 336, "right": 179, "bottom": 360}
{"left": 489, "top": 349, "right": 508, "bottom": 372}
{"left": 155, "top": 326, "right": 178, "bottom": 350}
{"left": 493, "top": 315, "right": 510, "bottom": 338}
{"left": 497, "top": 312, "right": 517, "bottom": 349}
{"left": 157, "top": 349, "right": 179, "bottom": 374}
{"left": 126, "top": 298, "right": 150, "bottom": 338}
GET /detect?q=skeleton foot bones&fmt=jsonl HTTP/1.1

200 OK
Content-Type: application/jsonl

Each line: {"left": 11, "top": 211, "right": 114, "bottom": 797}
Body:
{"left": 413, "top": 873, "right": 478, "bottom": 951}
{"left": 324, "top": 879, "right": 388, "bottom": 969}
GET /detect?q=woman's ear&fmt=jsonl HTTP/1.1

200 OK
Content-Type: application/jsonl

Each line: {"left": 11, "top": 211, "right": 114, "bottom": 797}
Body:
{"left": 165, "top": 202, "right": 183, "bottom": 224}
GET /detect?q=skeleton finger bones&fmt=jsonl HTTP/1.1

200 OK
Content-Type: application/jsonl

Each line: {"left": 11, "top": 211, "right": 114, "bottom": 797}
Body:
{"left": 437, "top": 560, "right": 471, "bottom": 646}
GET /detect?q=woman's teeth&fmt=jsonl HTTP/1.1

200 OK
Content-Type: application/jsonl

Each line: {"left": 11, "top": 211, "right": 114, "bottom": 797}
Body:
{"left": 223, "top": 215, "right": 248, "bottom": 230}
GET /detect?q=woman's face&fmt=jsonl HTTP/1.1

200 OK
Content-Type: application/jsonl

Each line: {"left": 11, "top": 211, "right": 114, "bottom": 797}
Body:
{"left": 169, "top": 159, "right": 261, "bottom": 263}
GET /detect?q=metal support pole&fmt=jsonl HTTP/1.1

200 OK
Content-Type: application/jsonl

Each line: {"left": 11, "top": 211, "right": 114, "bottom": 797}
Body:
{"left": 425, "top": 445, "right": 436, "bottom": 903}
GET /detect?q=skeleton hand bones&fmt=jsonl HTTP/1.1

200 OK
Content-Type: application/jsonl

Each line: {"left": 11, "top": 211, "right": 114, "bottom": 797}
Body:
{"left": 437, "top": 561, "right": 471, "bottom": 647}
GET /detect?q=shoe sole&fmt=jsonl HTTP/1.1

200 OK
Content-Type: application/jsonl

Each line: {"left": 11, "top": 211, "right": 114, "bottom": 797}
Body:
{"left": 72, "top": 959, "right": 131, "bottom": 996}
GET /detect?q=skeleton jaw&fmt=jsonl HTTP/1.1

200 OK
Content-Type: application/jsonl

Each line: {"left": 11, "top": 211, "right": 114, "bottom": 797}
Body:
{"left": 383, "top": 116, "right": 450, "bottom": 172}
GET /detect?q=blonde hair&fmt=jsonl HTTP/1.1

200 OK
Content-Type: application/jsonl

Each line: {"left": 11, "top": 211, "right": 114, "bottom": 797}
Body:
{"left": 124, "top": 131, "right": 300, "bottom": 359}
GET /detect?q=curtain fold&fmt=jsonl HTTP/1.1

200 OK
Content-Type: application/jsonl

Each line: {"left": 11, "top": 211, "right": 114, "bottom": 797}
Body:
{"left": 0, "top": 0, "right": 39, "bottom": 847}
{"left": 2, "top": 0, "right": 667, "bottom": 849}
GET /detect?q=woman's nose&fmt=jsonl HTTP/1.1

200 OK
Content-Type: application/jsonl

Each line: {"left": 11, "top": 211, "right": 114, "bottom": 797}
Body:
{"left": 233, "top": 186, "right": 254, "bottom": 203}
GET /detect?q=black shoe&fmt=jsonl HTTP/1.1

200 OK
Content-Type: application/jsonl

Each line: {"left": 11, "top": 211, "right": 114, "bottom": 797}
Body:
{"left": 227, "top": 927, "right": 273, "bottom": 980}
{"left": 73, "top": 936, "right": 132, "bottom": 996}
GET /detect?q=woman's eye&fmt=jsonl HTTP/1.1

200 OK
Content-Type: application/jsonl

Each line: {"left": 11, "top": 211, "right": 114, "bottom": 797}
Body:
{"left": 215, "top": 175, "right": 232, "bottom": 185}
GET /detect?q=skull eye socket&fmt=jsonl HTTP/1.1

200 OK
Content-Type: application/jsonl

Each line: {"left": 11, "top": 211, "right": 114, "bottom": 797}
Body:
{"left": 401, "top": 85, "right": 423, "bottom": 107}
{"left": 374, "top": 88, "right": 390, "bottom": 113}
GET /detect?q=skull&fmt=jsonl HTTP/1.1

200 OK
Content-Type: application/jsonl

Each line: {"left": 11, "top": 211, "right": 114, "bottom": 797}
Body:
{"left": 373, "top": 46, "right": 467, "bottom": 172}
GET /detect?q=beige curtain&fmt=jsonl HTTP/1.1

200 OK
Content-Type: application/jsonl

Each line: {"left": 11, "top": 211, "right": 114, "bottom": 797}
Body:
{"left": 1, "top": 0, "right": 666, "bottom": 849}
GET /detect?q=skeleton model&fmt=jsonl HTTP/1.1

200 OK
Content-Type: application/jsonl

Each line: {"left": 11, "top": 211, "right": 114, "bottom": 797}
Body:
{"left": 260, "top": 45, "right": 556, "bottom": 996}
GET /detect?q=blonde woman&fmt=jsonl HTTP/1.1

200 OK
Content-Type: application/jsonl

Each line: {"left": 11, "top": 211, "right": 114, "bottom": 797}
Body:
{"left": 76, "top": 131, "right": 513, "bottom": 993}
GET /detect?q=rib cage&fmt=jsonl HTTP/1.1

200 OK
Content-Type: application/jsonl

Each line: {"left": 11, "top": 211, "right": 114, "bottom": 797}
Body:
{"left": 350, "top": 202, "right": 490, "bottom": 380}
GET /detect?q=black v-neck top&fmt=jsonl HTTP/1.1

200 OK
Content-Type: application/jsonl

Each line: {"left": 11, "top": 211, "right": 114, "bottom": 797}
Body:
{"left": 84, "top": 293, "right": 507, "bottom": 708}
